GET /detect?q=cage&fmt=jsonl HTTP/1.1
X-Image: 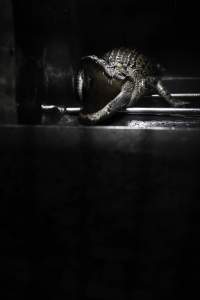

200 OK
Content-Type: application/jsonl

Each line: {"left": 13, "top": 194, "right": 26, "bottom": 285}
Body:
{"left": 1, "top": 1, "right": 200, "bottom": 299}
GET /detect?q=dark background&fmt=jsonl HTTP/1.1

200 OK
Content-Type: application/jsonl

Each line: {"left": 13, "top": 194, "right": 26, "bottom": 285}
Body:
{"left": 11, "top": 0, "right": 200, "bottom": 70}
{"left": 1, "top": 0, "right": 200, "bottom": 123}
{"left": 76, "top": 0, "right": 200, "bottom": 72}
{"left": 0, "top": 0, "right": 15, "bottom": 123}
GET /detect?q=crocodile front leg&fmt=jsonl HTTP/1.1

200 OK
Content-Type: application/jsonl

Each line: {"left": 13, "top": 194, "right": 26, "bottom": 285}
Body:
{"left": 128, "top": 79, "right": 148, "bottom": 107}
{"left": 79, "top": 81, "right": 133, "bottom": 124}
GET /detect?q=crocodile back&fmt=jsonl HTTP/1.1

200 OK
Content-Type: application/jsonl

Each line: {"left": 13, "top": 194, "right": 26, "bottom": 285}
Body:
{"left": 103, "top": 48, "right": 160, "bottom": 77}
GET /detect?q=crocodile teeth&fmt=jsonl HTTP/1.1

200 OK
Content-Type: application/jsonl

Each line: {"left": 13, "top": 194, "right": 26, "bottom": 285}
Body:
{"left": 107, "top": 78, "right": 112, "bottom": 85}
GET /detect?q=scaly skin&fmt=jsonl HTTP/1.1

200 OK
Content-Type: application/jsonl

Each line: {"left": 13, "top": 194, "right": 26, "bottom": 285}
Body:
{"left": 75, "top": 48, "right": 188, "bottom": 124}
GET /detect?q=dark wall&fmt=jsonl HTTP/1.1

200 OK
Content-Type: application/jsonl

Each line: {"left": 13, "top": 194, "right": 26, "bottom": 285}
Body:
{"left": 11, "top": 0, "right": 200, "bottom": 124}
{"left": 76, "top": 0, "right": 200, "bottom": 74}
{"left": 1, "top": 0, "right": 200, "bottom": 123}
{"left": 0, "top": 0, "right": 16, "bottom": 124}
{"left": 12, "top": 0, "right": 78, "bottom": 123}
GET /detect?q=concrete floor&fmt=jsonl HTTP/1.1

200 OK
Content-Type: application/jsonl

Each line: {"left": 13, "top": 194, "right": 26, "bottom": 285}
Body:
{"left": 1, "top": 125, "right": 200, "bottom": 299}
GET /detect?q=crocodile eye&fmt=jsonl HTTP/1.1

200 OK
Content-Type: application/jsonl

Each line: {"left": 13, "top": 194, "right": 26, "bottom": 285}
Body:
{"left": 117, "top": 63, "right": 122, "bottom": 68}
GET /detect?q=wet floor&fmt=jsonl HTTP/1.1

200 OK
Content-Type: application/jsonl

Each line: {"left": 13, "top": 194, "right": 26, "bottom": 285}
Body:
{"left": 112, "top": 113, "right": 200, "bottom": 128}
{"left": 41, "top": 94, "right": 200, "bottom": 128}
{"left": 42, "top": 105, "right": 200, "bottom": 129}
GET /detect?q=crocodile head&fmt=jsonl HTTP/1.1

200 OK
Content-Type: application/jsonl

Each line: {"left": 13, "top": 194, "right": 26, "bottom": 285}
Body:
{"left": 75, "top": 56, "right": 125, "bottom": 124}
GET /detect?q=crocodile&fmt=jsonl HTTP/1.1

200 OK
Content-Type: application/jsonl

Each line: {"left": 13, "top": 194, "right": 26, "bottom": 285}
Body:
{"left": 75, "top": 48, "right": 187, "bottom": 124}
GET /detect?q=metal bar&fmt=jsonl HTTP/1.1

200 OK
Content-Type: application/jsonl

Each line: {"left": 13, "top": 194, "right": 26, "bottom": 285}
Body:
{"left": 162, "top": 77, "right": 200, "bottom": 81}
{"left": 42, "top": 90, "right": 200, "bottom": 116}
{"left": 124, "top": 107, "right": 200, "bottom": 115}
{"left": 42, "top": 105, "right": 200, "bottom": 116}
{"left": 65, "top": 107, "right": 82, "bottom": 113}
{"left": 151, "top": 93, "right": 200, "bottom": 98}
